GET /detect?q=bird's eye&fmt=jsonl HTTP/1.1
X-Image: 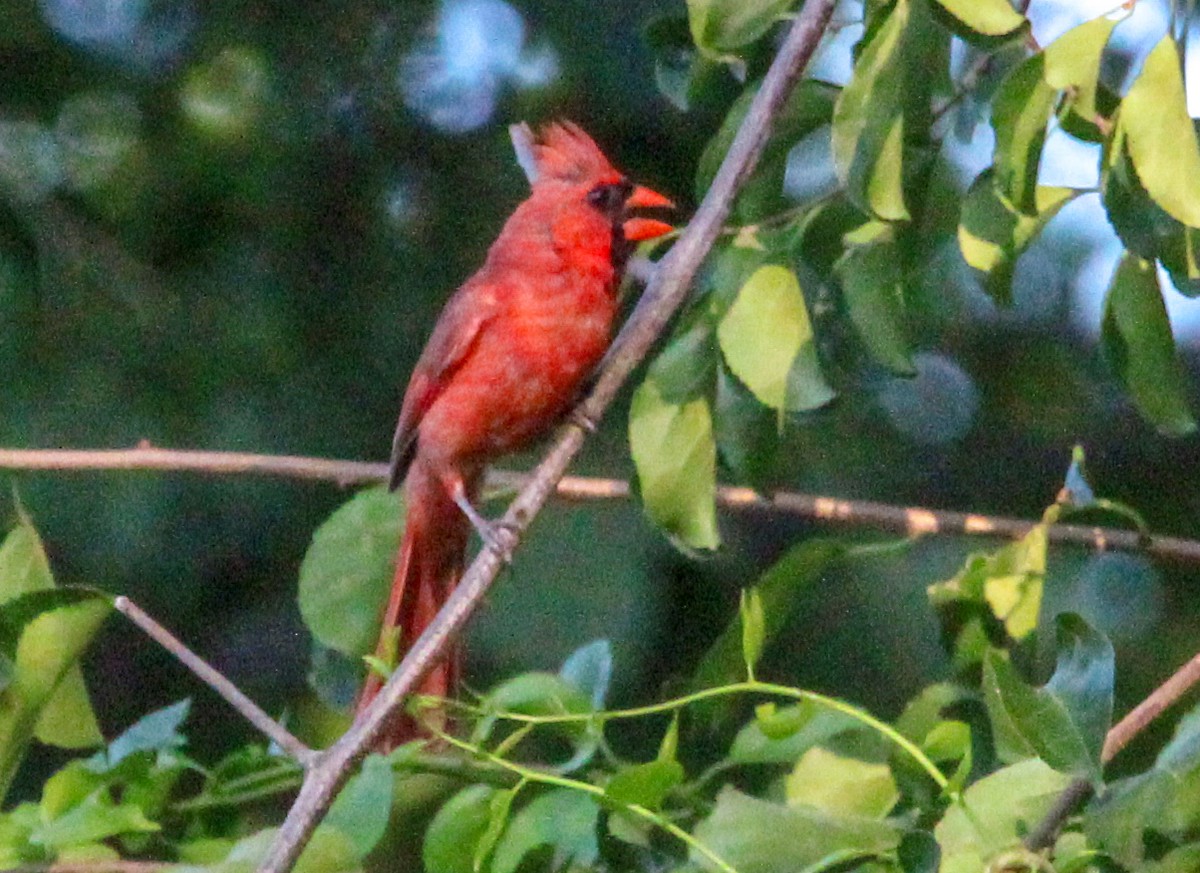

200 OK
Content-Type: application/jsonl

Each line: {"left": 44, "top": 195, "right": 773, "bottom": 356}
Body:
{"left": 586, "top": 180, "right": 633, "bottom": 217}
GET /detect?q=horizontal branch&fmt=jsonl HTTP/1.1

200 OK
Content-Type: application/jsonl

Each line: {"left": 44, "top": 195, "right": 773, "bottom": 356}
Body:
{"left": 1, "top": 445, "right": 1197, "bottom": 563}
{"left": 0, "top": 443, "right": 382, "bottom": 485}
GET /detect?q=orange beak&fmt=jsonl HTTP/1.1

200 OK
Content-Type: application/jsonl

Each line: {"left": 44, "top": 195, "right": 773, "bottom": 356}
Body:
{"left": 623, "top": 184, "right": 675, "bottom": 242}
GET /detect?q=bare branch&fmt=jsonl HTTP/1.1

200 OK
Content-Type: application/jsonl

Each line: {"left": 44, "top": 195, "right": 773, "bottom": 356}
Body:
{"left": 0, "top": 444, "right": 383, "bottom": 486}
{"left": 114, "top": 597, "right": 314, "bottom": 766}
{"left": 5, "top": 864, "right": 176, "bottom": 873}
{"left": 255, "top": 4, "right": 840, "bottom": 872}
{"left": 2, "top": 446, "right": 1198, "bottom": 563}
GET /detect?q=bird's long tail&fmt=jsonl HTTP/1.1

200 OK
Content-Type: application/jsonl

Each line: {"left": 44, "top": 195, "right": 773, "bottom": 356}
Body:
{"left": 356, "top": 464, "right": 470, "bottom": 746}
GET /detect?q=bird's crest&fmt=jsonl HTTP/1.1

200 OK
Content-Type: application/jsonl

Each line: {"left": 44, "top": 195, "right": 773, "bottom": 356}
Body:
{"left": 509, "top": 121, "right": 618, "bottom": 186}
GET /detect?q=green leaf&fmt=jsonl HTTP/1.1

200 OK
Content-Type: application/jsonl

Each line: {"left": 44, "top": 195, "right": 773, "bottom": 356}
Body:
{"left": 325, "top": 754, "right": 394, "bottom": 859}
{"left": 928, "top": 0, "right": 1027, "bottom": 41}
{"left": 958, "top": 170, "right": 1077, "bottom": 305}
{"left": 1102, "top": 253, "right": 1197, "bottom": 435}
{"left": 29, "top": 790, "right": 159, "bottom": 850}
{"left": 629, "top": 378, "right": 720, "bottom": 550}
{"left": 934, "top": 758, "right": 1073, "bottom": 873}
{"left": 643, "top": 15, "right": 724, "bottom": 112}
{"left": 97, "top": 699, "right": 190, "bottom": 770}
{"left": 478, "top": 672, "right": 591, "bottom": 720}
{"left": 922, "top": 720, "right": 973, "bottom": 793}
{"left": 1161, "top": 224, "right": 1200, "bottom": 297}
{"left": 424, "top": 785, "right": 497, "bottom": 873}
{"left": 0, "top": 521, "right": 109, "bottom": 800}
{"left": 991, "top": 53, "right": 1055, "bottom": 214}
{"left": 730, "top": 700, "right": 863, "bottom": 765}
{"left": 648, "top": 315, "right": 719, "bottom": 403}
{"left": 831, "top": 0, "right": 912, "bottom": 221}
{"left": 218, "top": 826, "right": 362, "bottom": 873}
{"left": 693, "top": 540, "right": 844, "bottom": 693}
{"left": 491, "top": 789, "right": 599, "bottom": 873}
{"left": 0, "top": 523, "right": 106, "bottom": 747}
{"left": 717, "top": 265, "right": 833, "bottom": 412}
{"left": 559, "top": 639, "right": 612, "bottom": 710}
{"left": 1118, "top": 37, "right": 1200, "bottom": 228}
{"left": 1043, "top": 15, "right": 1119, "bottom": 127}
{"left": 473, "top": 671, "right": 593, "bottom": 747}
{"left": 1086, "top": 701, "right": 1200, "bottom": 866}
{"left": 714, "top": 363, "right": 778, "bottom": 487}
{"left": 605, "top": 759, "right": 684, "bottom": 811}
{"left": 927, "top": 519, "right": 1047, "bottom": 665}
{"left": 784, "top": 748, "right": 899, "bottom": 818}
{"left": 298, "top": 485, "right": 404, "bottom": 657}
{"left": 686, "top": 0, "right": 794, "bottom": 55}
{"left": 833, "top": 223, "right": 914, "bottom": 373}
{"left": 692, "top": 787, "right": 900, "bottom": 873}
{"left": 739, "top": 588, "right": 765, "bottom": 678}
{"left": 982, "top": 614, "right": 1114, "bottom": 781}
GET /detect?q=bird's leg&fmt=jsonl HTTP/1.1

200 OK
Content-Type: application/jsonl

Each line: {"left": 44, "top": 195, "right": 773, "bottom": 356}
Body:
{"left": 446, "top": 476, "right": 519, "bottom": 562}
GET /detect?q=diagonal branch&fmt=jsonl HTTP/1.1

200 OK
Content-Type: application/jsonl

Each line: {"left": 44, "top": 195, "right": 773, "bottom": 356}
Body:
{"left": 114, "top": 597, "right": 315, "bottom": 766}
{"left": 255, "top": 3, "right": 840, "bottom": 871}
{"left": 1024, "top": 646, "right": 1200, "bottom": 851}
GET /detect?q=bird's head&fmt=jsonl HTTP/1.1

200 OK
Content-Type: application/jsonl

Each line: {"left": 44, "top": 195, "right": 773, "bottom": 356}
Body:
{"left": 510, "top": 121, "right": 674, "bottom": 245}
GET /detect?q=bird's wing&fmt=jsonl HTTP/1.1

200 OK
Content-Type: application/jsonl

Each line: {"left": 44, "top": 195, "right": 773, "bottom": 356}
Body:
{"left": 388, "top": 282, "right": 499, "bottom": 489}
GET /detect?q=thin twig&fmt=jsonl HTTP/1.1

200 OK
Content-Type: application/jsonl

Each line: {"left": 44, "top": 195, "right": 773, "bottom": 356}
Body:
{"left": 1024, "top": 648, "right": 1200, "bottom": 851}
{"left": 0, "top": 443, "right": 383, "bottom": 486}
{"left": 2, "top": 446, "right": 1198, "bottom": 563}
{"left": 256, "top": 4, "right": 839, "bottom": 872}
{"left": 114, "top": 597, "right": 314, "bottom": 766}
{"left": 4, "top": 864, "right": 175, "bottom": 873}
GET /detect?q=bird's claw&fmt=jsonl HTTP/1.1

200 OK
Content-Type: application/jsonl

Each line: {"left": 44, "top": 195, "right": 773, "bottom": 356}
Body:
{"left": 479, "top": 519, "right": 520, "bottom": 564}
{"left": 569, "top": 407, "right": 598, "bottom": 433}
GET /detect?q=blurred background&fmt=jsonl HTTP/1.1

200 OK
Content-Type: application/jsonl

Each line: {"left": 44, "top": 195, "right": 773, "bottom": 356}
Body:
{"left": 0, "top": 0, "right": 1197, "bottom": 796}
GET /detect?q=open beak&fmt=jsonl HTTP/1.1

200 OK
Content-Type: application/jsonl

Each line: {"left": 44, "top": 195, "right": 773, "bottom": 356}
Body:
{"left": 622, "top": 184, "right": 675, "bottom": 242}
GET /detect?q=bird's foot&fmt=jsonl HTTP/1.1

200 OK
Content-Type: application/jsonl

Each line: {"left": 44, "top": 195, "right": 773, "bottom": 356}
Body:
{"left": 452, "top": 490, "right": 520, "bottom": 563}
{"left": 477, "top": 518, "right": 520, "bottom": 564}
{"left": 568, "top": 407, "right": 598, "bottom": 433}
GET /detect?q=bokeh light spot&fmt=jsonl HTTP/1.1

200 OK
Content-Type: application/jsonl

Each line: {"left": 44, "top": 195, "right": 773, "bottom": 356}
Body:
{"left": 877, "top": 351, "right": 979, "bottom": 444}
{"left": 398, "top": 0, "right": 559, "bottom": 134}
{"left": 1073, "top": 552, "right": 1164, "bottom": 643}
{"left": 180, "top": 47, "right": 269, "bottom": 140}
{"left": 55, "top": 91, "right": 142, "bottom": 191}
{"left": 38, "top": 0, "right": 193, "bottom": 73}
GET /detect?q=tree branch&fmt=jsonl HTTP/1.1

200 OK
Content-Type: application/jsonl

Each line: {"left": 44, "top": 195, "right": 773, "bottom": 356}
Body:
{"left": 255, "top": 4, "right": 839, "bottom": 871}
{"left": 1024, "top": 647, "right": 1200, "bottom": 851}
{"left": 2, "top": 445, "right": 1199, "bottom": 563}
{"left": 0, "top": 443, "right": 382, "bottom": 485}
{"left": 114, "top": 597, "right": 315, "bottom": 766}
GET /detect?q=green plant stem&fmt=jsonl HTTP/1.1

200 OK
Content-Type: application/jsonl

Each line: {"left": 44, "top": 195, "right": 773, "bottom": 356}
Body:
{"left": 462, "top": 680, "right": 948, "bottom": 791}
{"left": 427, "top": 725, "right": 740, "bottom": 873}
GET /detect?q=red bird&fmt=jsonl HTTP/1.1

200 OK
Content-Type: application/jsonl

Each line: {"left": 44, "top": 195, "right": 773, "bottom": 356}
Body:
{"left": 358, "top": 122, "right": 673, "bottom": 742}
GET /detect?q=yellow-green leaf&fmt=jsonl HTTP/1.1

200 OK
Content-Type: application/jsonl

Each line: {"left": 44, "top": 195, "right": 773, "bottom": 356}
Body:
{"left": 785, "top": 747, "right": 899, "bottom": 818}
{"left": 1118, "top": 37, "right": 1200, "bottom": 228}
{"left": 930, "top": 0, "right": 1027, "bottom": 39}
{"left": 717, "top": 265, "right": 833, "bottom": 412}
{"left": 629, "top": 379, "right": 720, "bottom": 550}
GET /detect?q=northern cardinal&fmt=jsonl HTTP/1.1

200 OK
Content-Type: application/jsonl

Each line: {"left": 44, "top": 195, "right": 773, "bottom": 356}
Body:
{"left": 357, "top": 122, "right": 673, "bottom": 743}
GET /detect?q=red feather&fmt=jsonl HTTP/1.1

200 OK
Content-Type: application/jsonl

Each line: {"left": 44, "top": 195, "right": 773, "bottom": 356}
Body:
{"left": 357, "top": 122, "right": 673, "bottom": 747}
